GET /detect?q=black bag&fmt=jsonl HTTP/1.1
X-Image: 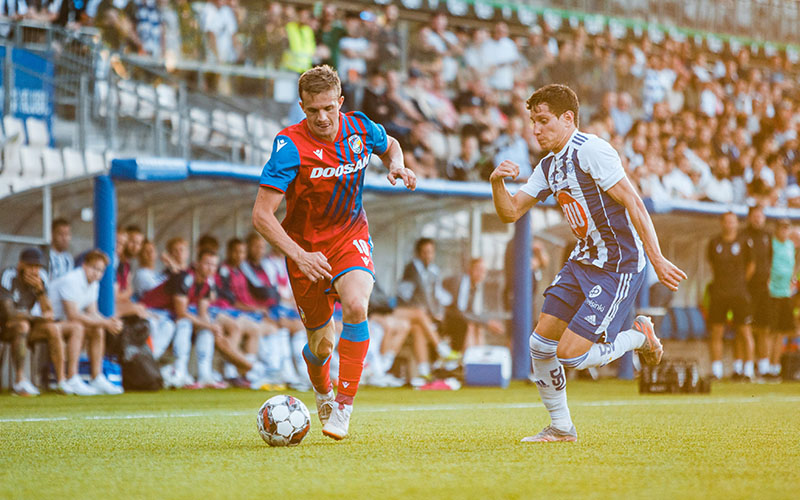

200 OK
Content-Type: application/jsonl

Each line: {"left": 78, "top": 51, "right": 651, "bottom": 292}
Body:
{"left": 110, "top": 316, "right": 163, "bottom": 391}
{"left": 781, "top": 351, "right": 800, "bottom": 381}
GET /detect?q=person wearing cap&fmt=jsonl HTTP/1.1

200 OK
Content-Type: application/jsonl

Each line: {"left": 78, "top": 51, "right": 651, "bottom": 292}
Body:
{"left": 0, "top": 248, "right": 81, "bottom": 396}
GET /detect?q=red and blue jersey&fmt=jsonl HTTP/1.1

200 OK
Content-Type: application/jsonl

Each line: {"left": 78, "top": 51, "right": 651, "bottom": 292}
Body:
{"left": 259, "top": 111, "right": 389, "bottom": 251}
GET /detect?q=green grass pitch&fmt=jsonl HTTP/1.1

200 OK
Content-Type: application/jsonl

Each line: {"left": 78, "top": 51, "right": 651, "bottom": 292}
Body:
{"left": 2, "top": 381, "right": 798, "bottom": 499}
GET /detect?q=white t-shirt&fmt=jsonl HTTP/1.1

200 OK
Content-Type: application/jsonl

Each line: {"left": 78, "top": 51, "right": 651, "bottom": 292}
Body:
{"left": 133, "top": 267, "right": 166, "bottom": 298}
{"left": 48, "top": 267, "right": 99, "bottom": 321}
{"left": 662, "top": 168, "right": 696, "bottom": 199}
{"left": 479, "top": 37, "right": 520, "bottom": 91}
{"left": 201, "top": 3, "right": 238, "bottom": 63}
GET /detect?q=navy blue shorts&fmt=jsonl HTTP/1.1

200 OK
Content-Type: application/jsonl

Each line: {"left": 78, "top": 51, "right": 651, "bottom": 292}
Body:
{"left": 541, "top": 260, "right": 644, "bottom": 343}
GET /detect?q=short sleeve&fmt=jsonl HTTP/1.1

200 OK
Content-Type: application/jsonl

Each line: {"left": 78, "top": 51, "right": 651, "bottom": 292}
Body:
{"left": 519, "top": 158, "right": 553, "bottom": 202}
{"left": 260, "top": 134, "right": 301, "bottom": 192}
{"left": 577, "top": 137, "right": 626, "bottom": 191}
{"left": 167, "top": 271, "right": 192, "bottom": 297}
{"left": 352, "top": 112, "right": 388, "bottom": 155}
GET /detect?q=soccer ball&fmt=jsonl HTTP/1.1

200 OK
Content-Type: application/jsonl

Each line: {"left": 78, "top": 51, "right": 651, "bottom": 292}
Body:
{"left": 257, "top": 395, "right": 311, "bottom": 447}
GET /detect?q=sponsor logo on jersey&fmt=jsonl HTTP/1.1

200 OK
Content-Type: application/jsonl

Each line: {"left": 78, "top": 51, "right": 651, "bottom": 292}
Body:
{"left": 586, "top": 299, "right": 605, "bottom": 312}
{"left": 556, "top": 190, "right": 589, "bottom": 239}
{"left": 583, "top": 314, "right": 597, "bottom": 325}
{"left": 313, "top": 149, "right": 323, "bottom": 159}
{"left": 347, "top": 135, "right": 364, "bottom": 155}
{"left": 309, "top": 155, "right": 370, "bottom": 179}
{"left": 589, "top": 285, "right": 602, "bottom": 298}
{"left": 276, "top": 138, "right": 287, "bottom": 152}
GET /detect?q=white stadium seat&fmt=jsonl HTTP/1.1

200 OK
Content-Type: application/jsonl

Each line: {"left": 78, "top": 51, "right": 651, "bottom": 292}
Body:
{"left": 19, "top": 146, "right": 43, "bottom": 178}
{"left": 62, "top": 148, "right": 87, "bottom": 178}
{"left": 25, "top": 117, "right": 50, "bottom": 148}
{"left": 85, "top": 150, "right": 106, "bottom": 174}
{"left": 3, "top": 116, "right": 25, "bottom": 144}
{"left": 41, "top": 148, "right": 65, "bottom": 181}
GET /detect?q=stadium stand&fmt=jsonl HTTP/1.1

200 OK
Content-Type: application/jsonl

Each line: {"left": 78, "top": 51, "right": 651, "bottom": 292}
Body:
{"left": 3, "top": 1, "right": 800, "bottom": 391}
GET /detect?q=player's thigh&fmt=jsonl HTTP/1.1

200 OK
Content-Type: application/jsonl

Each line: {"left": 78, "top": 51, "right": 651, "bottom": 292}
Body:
{"left": 562, "top": 267, "right": 644, "bottom": 355}
{"left": 333, "top": 268, "right": 374, "bottom": 315}
{"left": 29, "top": 319, "right": 60, "bottom": 343}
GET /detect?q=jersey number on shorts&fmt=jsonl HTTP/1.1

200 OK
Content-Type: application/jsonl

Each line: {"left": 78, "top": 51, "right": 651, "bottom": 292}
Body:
{"left": 557, "top": 191, "right": 588, "bottom": 239}
{"left": 352, "top": 239, "right": 371, "bottom": 266}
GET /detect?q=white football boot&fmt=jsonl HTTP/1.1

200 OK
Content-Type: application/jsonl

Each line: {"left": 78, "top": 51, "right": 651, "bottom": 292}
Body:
{"left": 322, "top": 402, "right": 353, "bottom": 440}
{"left": 314, "top": 388, "right": 336, "bottom": 426}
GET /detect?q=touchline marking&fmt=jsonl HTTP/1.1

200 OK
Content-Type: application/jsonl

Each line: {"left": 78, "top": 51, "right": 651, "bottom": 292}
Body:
{"left": 2, "top": 396, "right": 799, "bottom": 423}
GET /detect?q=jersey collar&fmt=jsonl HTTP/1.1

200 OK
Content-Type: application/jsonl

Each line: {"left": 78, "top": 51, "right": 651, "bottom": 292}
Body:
{"left": 551, "top": 129, "right": 580, "bottom": 157}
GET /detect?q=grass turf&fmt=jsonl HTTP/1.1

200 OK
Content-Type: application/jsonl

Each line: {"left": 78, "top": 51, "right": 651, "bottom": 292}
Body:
{"left": 1, "top": 381, "right": 799, "bottom": 500}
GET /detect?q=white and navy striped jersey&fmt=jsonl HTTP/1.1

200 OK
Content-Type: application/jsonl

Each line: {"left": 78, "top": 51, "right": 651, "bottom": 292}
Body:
{"left": 48, "top": 249, "right": 74, "bottom": 281}
{"left": 520, "top": 130, "right": 646, "bottom": 273}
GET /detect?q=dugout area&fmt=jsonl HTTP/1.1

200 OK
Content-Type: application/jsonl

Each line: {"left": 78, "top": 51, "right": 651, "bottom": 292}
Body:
{"left": 3, "top": 161, "right": 800, "bottom": 380}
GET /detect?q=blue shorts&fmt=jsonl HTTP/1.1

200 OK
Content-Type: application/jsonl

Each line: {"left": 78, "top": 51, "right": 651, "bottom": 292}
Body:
{"left": 541, "top": 259, "right": 644, "bottom": 343}
{"left": 267, "top": 304, "right": 302, "bottom": 322}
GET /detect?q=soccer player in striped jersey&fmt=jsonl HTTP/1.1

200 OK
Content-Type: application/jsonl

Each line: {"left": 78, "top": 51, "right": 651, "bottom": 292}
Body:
{"left": 491, "top": 84, "right": 687, "bottom": 443}
{"left": 253, "top": 65, "right": 416, "bottom": 440}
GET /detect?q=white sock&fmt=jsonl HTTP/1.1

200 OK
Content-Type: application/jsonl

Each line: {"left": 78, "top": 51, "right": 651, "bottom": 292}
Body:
{"left": 559, "top": 329, "right": 645, "bottom": 370}
{"left": 733, "top": 359, "right": 743, "bottom": 375}
{"left": 711, "top": 360, "right": 724, "bottom": 379}
{"left": 743, "top": 360, "right": 755, "bottom": 378}
{"left": 195, "top": 329, "right": 215, "bottom": 381}
{"left": 223, "top": 362, "right": 239, "bottom": 379}
{"left": 382, "top": 352, "right": 396, "bottom": 373}
{"left": 417, "top": 362, "right": 431, "bottom": 377}
{"left": 757, "top": 358, "right": 770, "bottom": 376}
{"left": 530, "top": 332, "right": 573, "bottom": 431}
{"left": 172, "top": 319, "right": 193, "bottom": 375}
{"left": 771, "top": 363, "right": 781, "bottom": 375}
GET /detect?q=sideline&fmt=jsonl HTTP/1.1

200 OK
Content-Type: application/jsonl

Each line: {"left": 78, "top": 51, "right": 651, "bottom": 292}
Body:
{"left": 2, "top": 395, "right": 800, "bottom": 423}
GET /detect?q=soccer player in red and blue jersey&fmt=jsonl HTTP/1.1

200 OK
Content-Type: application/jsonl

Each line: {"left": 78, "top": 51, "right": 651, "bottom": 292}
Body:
{"left": 253, "top": 65, "right": 416, "bottom": 440}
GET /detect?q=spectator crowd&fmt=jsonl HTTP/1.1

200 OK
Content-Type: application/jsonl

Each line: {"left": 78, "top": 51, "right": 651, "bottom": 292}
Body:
{"left": 4, "top": 1, "right": 800, "bottom": 207}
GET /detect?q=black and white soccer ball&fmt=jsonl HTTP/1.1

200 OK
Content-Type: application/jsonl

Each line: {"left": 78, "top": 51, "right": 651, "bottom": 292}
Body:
{"left": 257, "top": 395, "right": 311, "bottom": 447}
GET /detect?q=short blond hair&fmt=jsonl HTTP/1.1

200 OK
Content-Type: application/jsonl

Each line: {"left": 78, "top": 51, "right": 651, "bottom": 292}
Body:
{"left": 298, "top": 65, "right": 341, "bottom": 101}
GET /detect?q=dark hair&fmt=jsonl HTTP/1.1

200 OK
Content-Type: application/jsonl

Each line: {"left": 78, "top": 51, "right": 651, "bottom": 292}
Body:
{"left": 415, "top": 237, "right": 435, "bottom": 254}
{"left": 125, "top": 224, "right": 143, "bottom": 234}
{"left": 227, "top": 238, "right": 244, "bottom": 254}
{"left": 748, "top": 204, "right": 764, "bottom": 215}
{"left": 298, "top": 64, "right": 342, "bottom": 101}
{"left": 197, "top": 234, "right": 219, "bottom": 252}
{"left": 166, "top": 237, "right": 187, "bottom": 253}
{"left": 84, "top": 249, "right": 110, "bottom": 266}
{"left": 245, "top": 232, "right": 263, "bottom": 245}
{"left": 526, "top": 84, "right": 580, "bottom": 126}
{"left": 52, "top": 218, "right": 70, "bottom": 231}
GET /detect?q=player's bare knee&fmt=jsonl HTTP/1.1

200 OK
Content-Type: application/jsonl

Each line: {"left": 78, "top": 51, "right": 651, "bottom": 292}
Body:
{"left": 556, "top": 342, "right": 586, "bottom": 361}
{"left": 315, "top": 336, "right": 333, "bottom": 359}
{"left": 341, "top": 297, "right": 368, "bottom": 323}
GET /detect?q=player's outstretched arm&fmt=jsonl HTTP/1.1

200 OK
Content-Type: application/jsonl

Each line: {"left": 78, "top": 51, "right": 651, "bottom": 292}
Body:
{"left": 252, "top": 186, "right": 332, "bottom": 283}
{"left": 606, "top": 177, "right": 687, "bottom": 291}
{"left": 490, "top": 160, "right": 537, "bottom": 223}
{"left": 380, "top": 136, "right": 416, "bottom": 190}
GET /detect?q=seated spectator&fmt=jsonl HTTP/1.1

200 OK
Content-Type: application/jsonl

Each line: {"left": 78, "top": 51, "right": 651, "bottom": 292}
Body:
{"left": 132, "top": 240, "right": 167, "bottom": 298}
{"left": 337, "top": 11, "right": 373, "bottom": 83}
{"left": 116, "top": 224, "right": 148, "bottom": 318}
{"left": 213, "top": 238, "right": 281, "bottom": 385}
{"left": 48, "top": 217, "right": 74, "bottom": 281}
{"left": 140, "top": 248, "right": 255, "bottom": 388}
{"left": 48, "top": 249, "right": 124, "bottom": 395}
{"left": 396, "top": 237, "right": 453, "bottom": 383}
{"left": 442, "top": 257, "right": 505, "bottom": 353}
{"left": 1, "top": 248, "right": 83, "bottom": 396}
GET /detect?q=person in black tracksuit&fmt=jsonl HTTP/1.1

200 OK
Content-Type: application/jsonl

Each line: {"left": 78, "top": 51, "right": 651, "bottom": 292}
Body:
{"left": 707, "top": 211, "right": 756, "bottom": 380}
{"left": 741, "top": 205, "right": 773, "bottom": 377}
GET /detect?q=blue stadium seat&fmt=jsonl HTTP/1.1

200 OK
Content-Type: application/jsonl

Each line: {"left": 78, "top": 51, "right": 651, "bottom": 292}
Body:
{"left": 671, "top": 307, "right": 691, "bottom": 341}
{"left": 686, "top": 307, "right": 707, "bottom": 339}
